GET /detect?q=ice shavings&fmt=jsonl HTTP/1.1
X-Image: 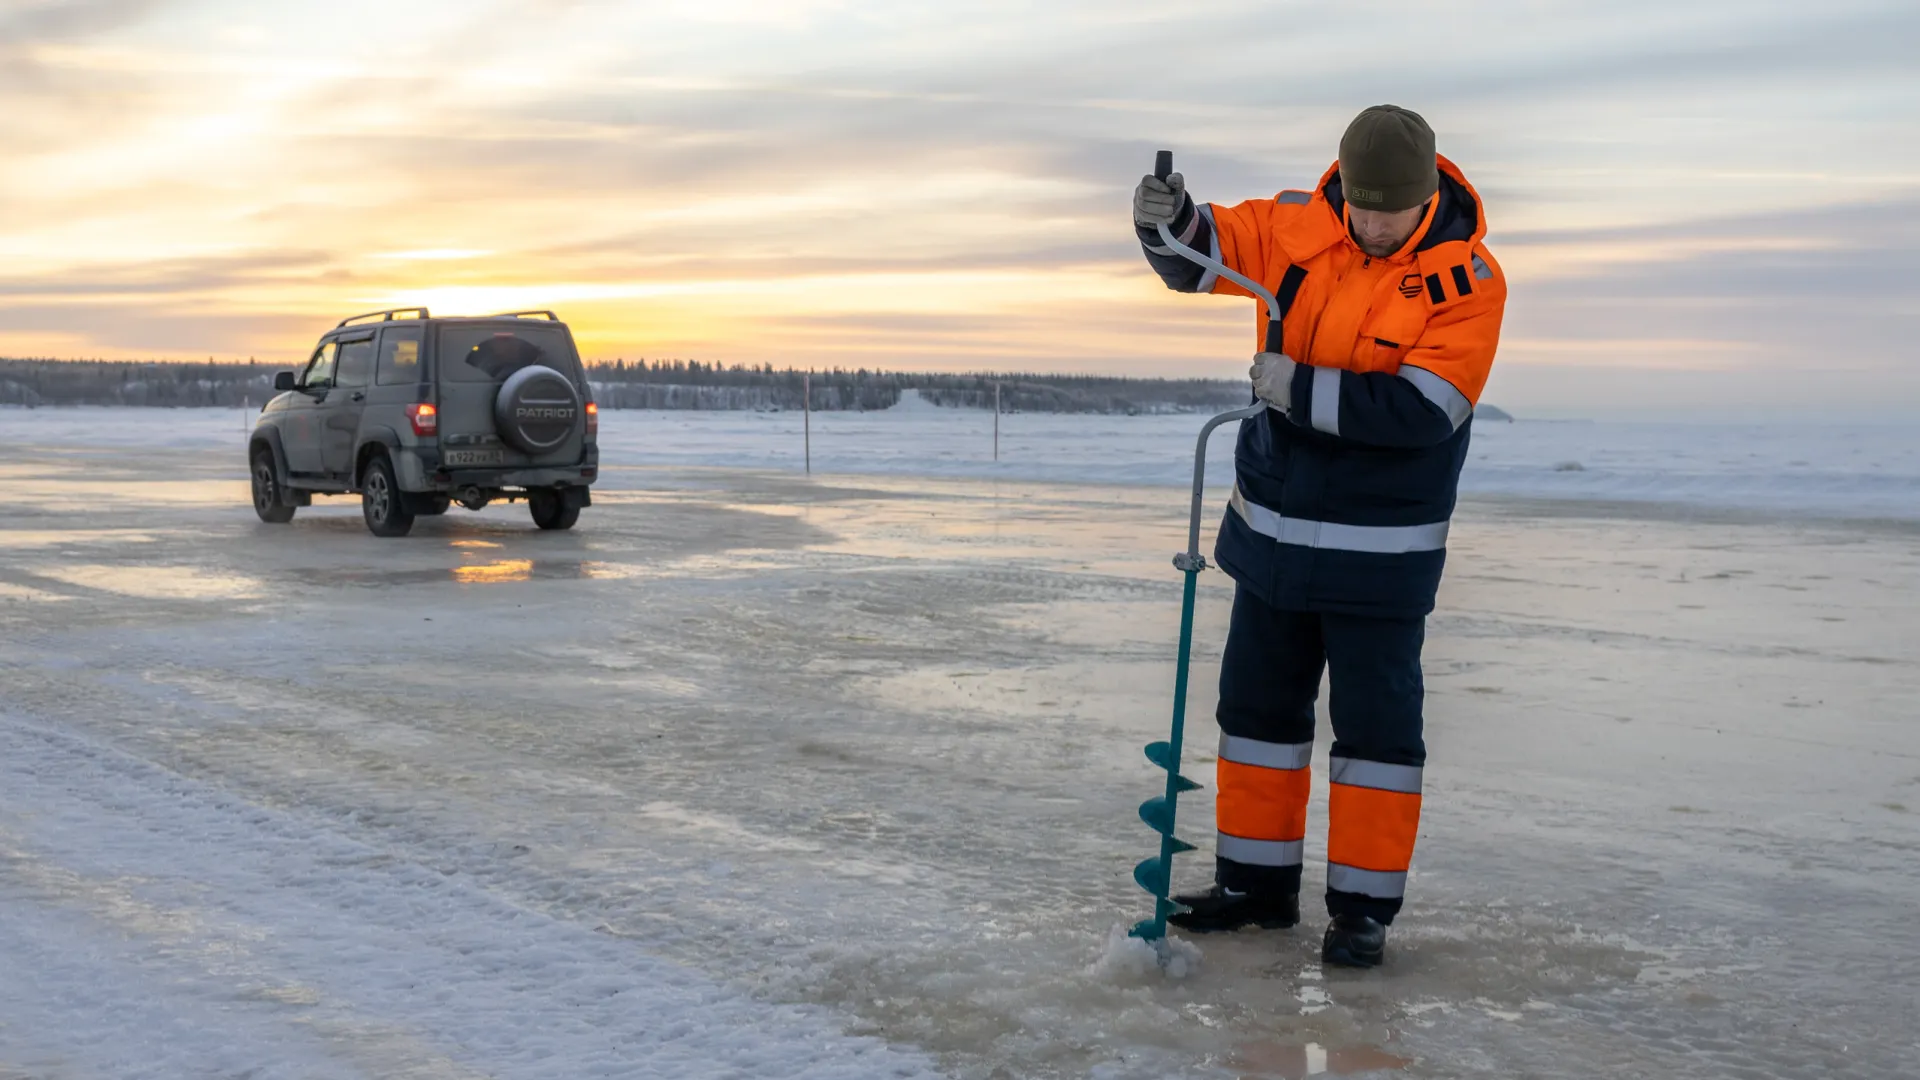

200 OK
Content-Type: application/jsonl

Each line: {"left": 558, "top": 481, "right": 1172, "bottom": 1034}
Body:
{"left": 1089, "top": 924, "right": 1202, "bottom": 981}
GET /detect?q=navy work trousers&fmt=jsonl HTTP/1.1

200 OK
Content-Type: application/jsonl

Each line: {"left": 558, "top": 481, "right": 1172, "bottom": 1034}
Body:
{"left": 1212, "top": 585, "right": 1427, "bottom": 924}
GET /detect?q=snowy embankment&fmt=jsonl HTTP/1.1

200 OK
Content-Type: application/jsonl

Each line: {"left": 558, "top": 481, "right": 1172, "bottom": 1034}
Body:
{"left": 8, "top": 401, "right": 1919, "bottom": 520}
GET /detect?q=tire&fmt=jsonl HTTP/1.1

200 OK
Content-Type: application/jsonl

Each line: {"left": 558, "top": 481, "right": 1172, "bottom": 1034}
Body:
{"left": 360, "top": 453, "right": 415, "bottom": 537}
{"left": 408, "top": 493, "right": 451, "bottom": 516}
{"left": 251, "top": 449, "right": 296, "bottom": 523}
{"left": 493, "top": 365, "right": 582, "bottom": 456}
{"left": 528, "top": 488, "right": 580, "bottom": 531}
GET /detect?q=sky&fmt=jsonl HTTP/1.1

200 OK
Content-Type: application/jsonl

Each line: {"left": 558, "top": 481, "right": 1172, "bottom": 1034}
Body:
{"left": 1, "top": 0, "right": 1916, "bottom": 412}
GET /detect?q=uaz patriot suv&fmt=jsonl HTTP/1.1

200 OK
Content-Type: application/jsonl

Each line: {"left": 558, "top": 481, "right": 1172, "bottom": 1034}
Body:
{"left": 249, "top": 308, "right": 598, "bottom": 537}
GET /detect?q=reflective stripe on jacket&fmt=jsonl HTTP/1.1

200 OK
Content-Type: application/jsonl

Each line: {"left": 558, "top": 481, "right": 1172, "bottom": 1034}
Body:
{"left": 1137, "top": 155, "right": 1506, "bottom": 616}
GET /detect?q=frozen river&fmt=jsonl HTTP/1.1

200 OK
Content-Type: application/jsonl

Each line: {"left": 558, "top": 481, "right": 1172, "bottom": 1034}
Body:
{"left": 1, "top": 409, "right": 1918, "bottom": 1078}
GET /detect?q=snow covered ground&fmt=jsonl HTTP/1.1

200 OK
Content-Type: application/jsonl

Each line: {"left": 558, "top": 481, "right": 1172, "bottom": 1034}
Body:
{"left": 1, "top": 407, "right": 1918, "bottom": 1077}
{"left": 10, "top": 400, "right": 1918, "bottom": 520}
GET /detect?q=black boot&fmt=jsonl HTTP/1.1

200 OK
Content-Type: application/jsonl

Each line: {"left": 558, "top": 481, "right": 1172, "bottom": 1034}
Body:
{"left": 1321, "top": 914, "right": 1386, "bottom": 967}
{"left": 1166, "top": 885, "right": 1299, "bottom": 933}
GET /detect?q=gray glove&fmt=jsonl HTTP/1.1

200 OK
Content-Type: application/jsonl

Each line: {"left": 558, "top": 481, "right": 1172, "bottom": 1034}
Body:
{"left": 1134, "top": 172, "right": 1186, "bottom": 227}
{"left": 1250, "top": 352, "right": 1296, "bottom": 412}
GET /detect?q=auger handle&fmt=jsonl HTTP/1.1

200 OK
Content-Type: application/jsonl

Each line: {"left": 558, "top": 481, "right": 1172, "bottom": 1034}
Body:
{"left": 1150, "top": 149, "right": 1284, "bottom": 330}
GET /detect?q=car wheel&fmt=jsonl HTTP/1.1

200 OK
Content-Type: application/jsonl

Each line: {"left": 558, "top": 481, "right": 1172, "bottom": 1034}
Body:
{"left": 361, "top": 453, "right": 416, "bottom": 537}
{"left": 528, "top": 488, "right": 580, "bottom": 531}
{"left": 406, "top": 492, "right": 451, "bottom": 516}
{"left": 251, "top": 450, "right": 296, "bottom": 523}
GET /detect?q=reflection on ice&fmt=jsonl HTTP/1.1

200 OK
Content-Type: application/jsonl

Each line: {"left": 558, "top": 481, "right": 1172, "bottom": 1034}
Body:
{"left": 1227, "top": 1040, "right": 1410, "bottom": 1079}
{"left": 0, "top": 581, "right": 72, "bottom": 602}
{"left": 451, "top": 559, "right": 534, "bottom": 584}
{"left": 38, "top": 563, "right": 263, "bottom": 600}
{"left": 0, "top": 529, "right": 162, "bottom": 548}
{"left": 1295, "top": 967, "right": 1330, "bottom": 1015}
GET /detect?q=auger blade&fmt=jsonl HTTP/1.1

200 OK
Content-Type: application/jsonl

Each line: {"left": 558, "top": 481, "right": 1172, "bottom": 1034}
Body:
{"left": 1132, "top": 855, "right": 1169, "bottom": 896}
{"left": 1171, "top": 773, "right": 1202, "bottom": 793}
{"left": 1138, "top": 796, "right": 1175, "bottom": 836}
{"left": 1129, "top": 917, "right": 1160, "bottom": 940}
{"left": 1167, "top": 837, "right": 1197, "bottom": 854}
{"left": 1144, "top": 741, "right": 1177, "bottom": 770}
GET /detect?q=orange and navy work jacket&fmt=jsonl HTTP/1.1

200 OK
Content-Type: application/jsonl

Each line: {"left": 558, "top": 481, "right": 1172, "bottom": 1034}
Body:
{"left": 1137, "top": 156, "right": 1506, "bottom": 616}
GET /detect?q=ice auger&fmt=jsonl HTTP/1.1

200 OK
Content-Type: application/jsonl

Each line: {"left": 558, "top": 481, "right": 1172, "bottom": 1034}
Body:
{"left": 1130, "top": 150, "right": 1289, "bottom": 946}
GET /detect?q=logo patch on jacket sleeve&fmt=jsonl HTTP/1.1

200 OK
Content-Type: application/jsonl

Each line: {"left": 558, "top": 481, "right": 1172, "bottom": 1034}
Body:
{"left": 1398, "top": 272, "right": 1424, "bottom": 299}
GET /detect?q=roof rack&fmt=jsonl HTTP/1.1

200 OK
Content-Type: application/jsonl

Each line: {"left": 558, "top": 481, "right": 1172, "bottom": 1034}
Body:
{"left": 490, "top": 310, "right": 559, "bottom": 321}
{"left": 337, "top": 307, "right": 429, "bottom": 328}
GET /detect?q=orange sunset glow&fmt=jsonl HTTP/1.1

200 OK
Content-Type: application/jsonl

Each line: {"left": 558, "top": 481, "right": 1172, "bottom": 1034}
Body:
{"left": 2, "top": 0, "right": 1915, "bottom": 410}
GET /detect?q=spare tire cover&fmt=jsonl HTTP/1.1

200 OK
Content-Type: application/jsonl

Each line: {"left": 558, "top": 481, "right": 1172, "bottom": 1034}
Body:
{"left": 493, "top": 364, "right": 581, "bottom": 454}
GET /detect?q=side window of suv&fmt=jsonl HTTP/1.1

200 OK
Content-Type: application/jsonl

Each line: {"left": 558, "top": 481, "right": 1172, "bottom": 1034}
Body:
{"left": 301, "top": 341, "right": 338, "bottom": 389}
{"left": 336, "top": 337, "right": 375, "bottom": 388}
{"left": 376, "top": 327, "right": 423, "bottom": 386}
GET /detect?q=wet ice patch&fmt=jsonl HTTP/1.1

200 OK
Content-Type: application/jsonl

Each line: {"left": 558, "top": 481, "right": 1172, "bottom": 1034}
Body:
{"left": 37, "top": 563, "right": 263, "bottom": 600}
{"left": 1089, "top": 924, "right": 1201, "bottom": 981}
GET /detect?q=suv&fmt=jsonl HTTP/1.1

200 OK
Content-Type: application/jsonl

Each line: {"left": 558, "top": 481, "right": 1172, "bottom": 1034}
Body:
{"left": 249, "top": 308, "right": 598, "bottom": 537}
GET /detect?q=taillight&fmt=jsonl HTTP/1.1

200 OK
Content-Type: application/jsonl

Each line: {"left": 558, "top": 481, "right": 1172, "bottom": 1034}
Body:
{"left": 584, "top": 400, "right": 598, "bottom": 437}
{"left": 406, "top": 402, "right": 438, "bottom": 436}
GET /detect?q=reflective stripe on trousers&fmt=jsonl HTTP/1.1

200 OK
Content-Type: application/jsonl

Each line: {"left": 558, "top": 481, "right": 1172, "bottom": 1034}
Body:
{"left": 1229, "top": 486, "right": 1450, "bottom": 555}
{"left": 1326, "top": 755, "right": 1423, "bottom": 899}
{"left": 1215, "top": 733, "right": 1312, "bottom": 868}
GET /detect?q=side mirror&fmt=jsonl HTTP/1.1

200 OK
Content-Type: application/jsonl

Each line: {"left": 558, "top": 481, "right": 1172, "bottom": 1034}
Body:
{"left": 274, "top": 371, "right": 296, "bottom": 391}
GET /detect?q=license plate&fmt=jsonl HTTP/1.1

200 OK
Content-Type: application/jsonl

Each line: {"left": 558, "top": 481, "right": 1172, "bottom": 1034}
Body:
{"left": 445, "top": 449, "right": 503, "bottom": 466}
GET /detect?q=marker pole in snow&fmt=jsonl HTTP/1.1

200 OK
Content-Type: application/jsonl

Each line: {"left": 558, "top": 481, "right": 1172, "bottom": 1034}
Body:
{"left": 1130, "top": 149, "right": 1283, "bottom": 947}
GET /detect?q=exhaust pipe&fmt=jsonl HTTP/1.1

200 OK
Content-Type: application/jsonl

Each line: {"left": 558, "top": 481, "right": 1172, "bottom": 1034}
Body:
{"left": 458, "top": 485, "right": 490, "bottom": 511}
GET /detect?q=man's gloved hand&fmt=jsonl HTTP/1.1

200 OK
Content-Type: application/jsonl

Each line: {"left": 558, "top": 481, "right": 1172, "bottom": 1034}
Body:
{"left": 1250, "top": 352, "right": 1296, "bottom": 412}
{"left": 1134, "top": 172, "right": 1186, "bottom": 227}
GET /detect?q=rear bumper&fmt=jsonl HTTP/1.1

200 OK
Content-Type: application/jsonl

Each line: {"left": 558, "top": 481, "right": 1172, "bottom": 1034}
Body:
{"left": 396, "top": 445, "right": 597, "bottom": 492}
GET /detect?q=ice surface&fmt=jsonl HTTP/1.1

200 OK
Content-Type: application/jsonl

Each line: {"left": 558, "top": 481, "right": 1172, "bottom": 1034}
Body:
{"left": 1, "top": 410, "right": 1917, "bottom": 1077}
{"left": 0, "top": 717, "right": 945, "bottom": 1080}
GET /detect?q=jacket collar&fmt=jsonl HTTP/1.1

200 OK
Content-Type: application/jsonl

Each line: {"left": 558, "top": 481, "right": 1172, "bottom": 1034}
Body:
{"left": 1303, "top": 154, "right": 1486, "bottom": 262}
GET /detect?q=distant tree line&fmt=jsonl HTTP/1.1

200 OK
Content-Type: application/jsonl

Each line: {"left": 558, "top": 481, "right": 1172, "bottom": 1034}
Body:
{"left": 0, "top": 357, "right": 1252, "bottom": 414}
{"left": 0, "top": 358, "right": 278, "bottom": 407}
{"left": 585, "top": 359, "right": 1249, "bottom": 414}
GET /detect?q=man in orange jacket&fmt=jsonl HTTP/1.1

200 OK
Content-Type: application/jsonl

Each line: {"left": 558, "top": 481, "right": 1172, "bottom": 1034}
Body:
{"left": 1133, "top": 105, "right": 1505, "bottom": 967}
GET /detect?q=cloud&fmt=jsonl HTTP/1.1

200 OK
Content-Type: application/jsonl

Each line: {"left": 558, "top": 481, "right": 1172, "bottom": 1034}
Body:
{"left": 0, "top": 0, "right": 1914, "bottom": 411}
{"left": 0, "top": 0, "right": 165, "bottom": 41}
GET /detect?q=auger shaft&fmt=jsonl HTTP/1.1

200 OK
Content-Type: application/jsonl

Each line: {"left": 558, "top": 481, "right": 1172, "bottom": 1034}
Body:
{"left": 1130, "top": 148, "right": 1277, "bottom": 944}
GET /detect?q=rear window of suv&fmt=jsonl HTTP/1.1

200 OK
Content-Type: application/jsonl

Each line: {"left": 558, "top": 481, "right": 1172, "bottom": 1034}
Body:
{"left": 438, "top": 325, "right": 582, "bottom": 384}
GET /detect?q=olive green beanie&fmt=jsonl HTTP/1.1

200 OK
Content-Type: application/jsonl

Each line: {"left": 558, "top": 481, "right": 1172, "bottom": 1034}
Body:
{"left": 1339, "top": 105, "right": 1438, "bottom": 213}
